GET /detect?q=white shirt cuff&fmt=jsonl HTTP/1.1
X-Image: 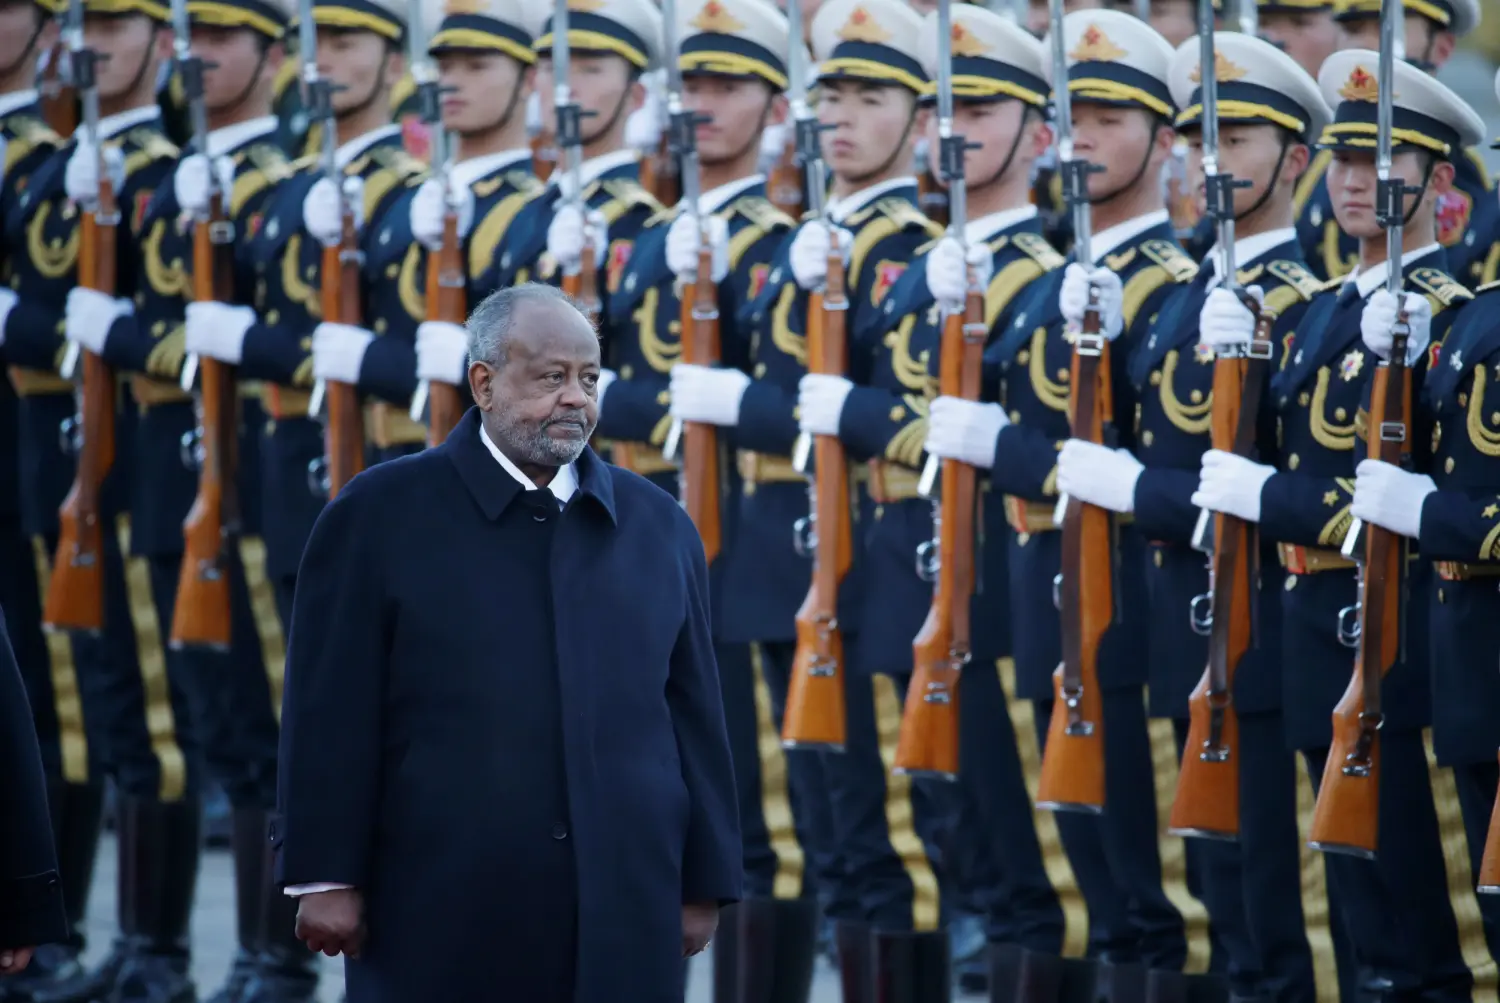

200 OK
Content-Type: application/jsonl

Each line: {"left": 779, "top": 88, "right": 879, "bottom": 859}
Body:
{"left": 284, "top": 882, "right": 355, "bottom": 897}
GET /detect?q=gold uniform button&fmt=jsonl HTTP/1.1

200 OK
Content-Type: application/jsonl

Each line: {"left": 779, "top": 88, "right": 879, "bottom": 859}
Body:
{"left": 754, "top": 363, "right": 767, "bottom": 377}
{"left": 1438, "top": 587, "right": 1446, "bottom": 604}
{"left": 1142, "top": 431, "right": 1154, "bottom": 447}
{"left": 1017, "top": 350, "right": 1031, "bottom": 364}
{"left": 385, "top": 264, "right": 398, "bottom": 279}
{"left": 889, "top": 406, "right": 905, "bottom": 421}
{"left": 1010, "top": 410, "right": 1022, "bottom": 423}
{"left": 656, "top": 390, "right": 669, "bottom": 406}
{"left": 1057, "top": 368, "right": 1069, "bottom": 382}
{"left": 1150, "top": 371, "right": 1162, "bottom": 386}
{"left": 1299, "top": 392, "right": 1310, "bottom": 406}
{"left": 620, "top": 365, "right": 634, "bottom": 379}
{"left": 373, "top": 318, "right": 387, "bottom": 334}
{"left": 266, "top": 310, "right": 280, "bottom": 325}
{"left": 1445, "top": 457, "right": 1455, "bottom": 473}
{"left": 1285, "top": 575, "right": 1298, "bottom": 591}
{"left": 1189, "top": 389, "right": 1203, "bottom": 403}
{"left": 1153, "top": 550, "right": 1163, "bottom": 567}
{"left": 1288, "top": 454, "right": 1300, "bottom": 470}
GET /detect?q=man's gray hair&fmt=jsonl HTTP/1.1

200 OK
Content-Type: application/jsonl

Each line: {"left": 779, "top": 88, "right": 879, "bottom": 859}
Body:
{"left": 465, "top": 283, "right": 583, "bottom": 370}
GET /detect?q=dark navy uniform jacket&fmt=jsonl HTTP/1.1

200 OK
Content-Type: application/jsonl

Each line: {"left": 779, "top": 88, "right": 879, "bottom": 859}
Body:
{"left": 3, "top": 113, "right": 177, "bottom": 536}
{"left": 1295, "top": 148, "right": 1498, "bottom": 287}
{"left": 1126, "top": 234, "right": 1322, "bottom": 719}
{"left": 603, "top": 180, "right": 794, "bottom": 631}
{"left": 0, "top": 97, "right": 61, "bottom": 527}
{"left": 92, "top": 127, "right": 289, "bottom": 558}
{"left": 273, "top": 409, "right": 740, "bottom": 1003}
{"left": 727, "top": 182, "right": 938, "bottom": 648}
{"left": 985, "top": 214, "right": 1199, "bottom": 701}
{"left": 1260, "top": 247, "right": 1470, "bottom": 750}
{"left": 233, "top": 127, "right": 425, "bottom": 580}
{"left": 1411, "top": 279, "right": 1500, "bottom": 766}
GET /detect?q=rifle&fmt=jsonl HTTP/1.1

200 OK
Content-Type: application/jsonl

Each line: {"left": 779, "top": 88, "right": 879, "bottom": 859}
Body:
{"left": 1035, "top": 0, "right": 1109, "bottom": 813}
{"left": 530, "top": 128, "right": 558, "bottom": 182}
{"left": 1168, "top": 0, "right": 1264, "bottom": 839}
{"left": 1479, "top": 752, "right": 1500, "bottom": 893}
{"left": 169, "top": 0, "right": 239, "bottom": 651}
{"left": 552, "top": 0, "right": 601, "bottom": 323}
{"left": 767, "top": 119, "right": 801, "bottom": 218}
{"left": 657, "top": 0, "right": 721, "bottom": 563}
{"left": 893, "top": 0, "right": 979, "bottom": 779}
{"left": 1308, "top": 0, "right": 1409, "bottom": 859}
{"left": 781, "top": 0, "right": 851, "bottom": 750}
{"left": 39, "top": 41, "right": 77, "bottom": 135}
{"left": 405, "top": 0, "right": 465, "bottom": 446}
{"left": 303, "top": 0, "right": 365, "bottom": 499}
{"left": 43, "top": 0, "right": 115, "bottom": 636}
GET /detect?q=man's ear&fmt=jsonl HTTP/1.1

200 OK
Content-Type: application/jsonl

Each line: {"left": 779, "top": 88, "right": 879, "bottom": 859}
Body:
{"left": 468, "top": 361, "right": 494, "bottom": 409}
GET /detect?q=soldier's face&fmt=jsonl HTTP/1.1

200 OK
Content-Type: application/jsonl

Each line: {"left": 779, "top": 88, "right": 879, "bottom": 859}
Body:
{"left": 192, "top": 25, "right": 272, "bottom": 112}
{"left": 84, "top": 14, "right": 165, "bottom": 100}
{"left": 817, "top": 80, "right": 922, "bottom": 182}
{"left": 1144, "top": 0, "right": 1195, "bottom": 47}
{"left": 1260, "top": 11, "right": 1339, "bottom": 78}
{"left": 931, "top": 100, "right": 1052, "bottom": 190}
{"left": 316, "top": 28, "right": 401, "bottom": 116}
{"left": 1027, "top": 0, "right": 1104, "bottom": 38}
{"left": 1070, "top": 104, "right": 1166, "bottom": 196}
{"left": 0, "top": 1, "right": 52, "bottom": 74}
{"left": 1337, "top": 15, "right": 1452, "bottom": 69}
{"left": 1185, "top": 124, "right": 1308, "bottom": 219}
{"left": 1326, "top": 147, "right": 1449, "bottom": 238}
{"left": 683, "top": 76, "right": 782, "bottom": 166}
{"left": 533, "top": 53, "right": 641, "bottom": 142}
{"left": 437, "top": 51, "right": 530, "bottom": 134}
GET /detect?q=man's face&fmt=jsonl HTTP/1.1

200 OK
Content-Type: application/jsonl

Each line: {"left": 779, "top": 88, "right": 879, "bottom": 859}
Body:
{"left": 817, "top": 80, "right": 917, "bottom": 181}
{"left": 1337, "top": 14, "right": 1451, "bottom": 68}
{"left": 85, "top": 13, "right": 164, "bottom": 100}
{"left": 438, "top": 51, "right": 527, "bottom": 133}
{"left": 1326, "top": 147, "right": 1440, "bottom": 238}
{"left": 1071, "top": 103, "right": 1164, "bottom": 196}
{"left": 1028, "top": 0, "right": 1104, "bottom": 38}
{"left": 534, "top": 52, "right": 637, "bottom": 140}
{"left": 473, "top": 301, "right": 601, "bottom": 467}
{"left": 193, "top": 25, "right": 273, "bottom": 112}
{"left": 1145, "top": 0, "right": 1196, "bottom": 47}
{"left": 1185, "top": 123, "right": 1304, "bottom": 218}
{"left": 0, "top": 0, "right": 52, "bottom": 78}
{"left": 684, "top": 75, "right": 776, "bottom": 165}
{"left": 316, "top": 28, "right": 398, "bottom": 115}
{"left": 1260, "top": 10, "right": 1339, "bottom": 77}
{"left": 927, "top": 99, "right": 1049, "bottom": 188}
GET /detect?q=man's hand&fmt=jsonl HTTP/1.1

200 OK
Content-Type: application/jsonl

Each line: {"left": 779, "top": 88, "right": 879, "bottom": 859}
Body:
{"left": 295, "top": 887, "right": 365, "bottom": 959}
{"left": 0, "top": 947, "right": 35, "bottom": 975}
{"left": 682, "top": 902, "right": 719, "bottom": 957}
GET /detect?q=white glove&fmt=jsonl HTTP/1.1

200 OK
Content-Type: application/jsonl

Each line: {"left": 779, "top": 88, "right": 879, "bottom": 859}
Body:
{"left": 1057, "top": 439, "right": 1144, "bottom": 514}
{"left": 595, "top": 367, "right": 617, "bottom": 409}
{"left": 1059, "top": 263, "right": 1125, "bottom": 341}
{"left": 1191, "top": 449, "right": 1275, "bottom": 524}
{"left": 0, "top": 288, "right": 17, "bottom": 348}
{"left": 925, "top": 395, "right": 1008, "bottom": 470}
{"left": 1351, "top": 458, "right": 1435, "bottom": 539}
{"left": 1198, "top": 286, "right": 1264, "bottom": 351}
{"left": 759, "top": 122, "right": 788, "bottom": 166}
{"left": 410, "top": 178, "right": 475, "bottom": 252}
{"left": 184, "top": 301, "right": 256, "bottom": 364}
{"left": 65, "top": 141, "right": 125, "bottom": 204}
{"left": 415, "top": 320, "right": 469, "bottom": 385}
{"left": 526, "top": 91, "right": 542, "bottom": 134}
{"left": 64, "top": 287, "right": 132, "bottom": 354}
{"left": 789, "top": 221, "right": 855, "bottom": 291}
{"left": 311, "top": 322, "right": 374, "bottom": 384}
{"left": 797, "top": 373, "right": 855, "bottom": 436}
{"left": 303, "top": 176, "right": 365, "bottom": 247}
{"left": 173, "top": 153, "right": 236, "bottom": 217}
{"left": 547, "top": 204, "right": 608, "bottom": 275}
{"left": 925, "top": 237, "right": 995, "bottom": 312}
{"left": 1360, "top": 289, "right": 1432, "bottom": 367}
{"left": 669, "top": 363, "right": 750, "bottom": 427}
{"left": 665, "top": 212, "right": 729, "bottom": 283}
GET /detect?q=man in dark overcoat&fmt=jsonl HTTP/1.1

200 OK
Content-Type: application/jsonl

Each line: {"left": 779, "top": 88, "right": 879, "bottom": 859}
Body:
{"left": 271, "top": 282, "right": 742, "bottom": 1003}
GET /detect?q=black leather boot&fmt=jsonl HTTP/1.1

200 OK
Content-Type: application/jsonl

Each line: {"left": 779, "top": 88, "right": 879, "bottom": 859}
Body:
{"left": 711, "top": 903, "right": 742, "bottom": 1003}
{"left": 738, "top": 898, "right": 819, "bottom": 1003}
{"left": 836, "top": 922, "right": 874, "bottom": 1003}
{"left": 1144, "top": 971, "right": 1229, "bottom": 1003}
{"left": 240, "top": 818, "right": 317, "bottom": 1003}
{"left": 1092, "top": 961, "right": 1148, "bottom": 1003}
{"left": 1013, "top": 950, "right": 1099, "bottom": 1003}
{"left": 987, "top": 943, "right": 1024, "bottom": 1001}
{"left": 202, "top": 810, "right": 269, "bottom": 1003}
{"left": 104, "top": 797, "right": 200, "bottom": 1003}
{"left": 872, "top": 930, "right": 950, "bottom": 1003}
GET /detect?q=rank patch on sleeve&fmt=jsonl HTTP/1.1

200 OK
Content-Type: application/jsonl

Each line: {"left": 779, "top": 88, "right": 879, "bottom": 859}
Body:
{"left": 870, "top": 260, "right": 906, "bottom": 306}
{"left": 606, "top": 239, "right": 633, "bottom": 295}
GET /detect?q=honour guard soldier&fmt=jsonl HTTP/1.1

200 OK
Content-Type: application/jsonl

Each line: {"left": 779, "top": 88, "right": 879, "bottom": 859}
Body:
{"left": 1345, "top": 66, "right": 1500, "bottom": 965}
{"left": 910, "top": 6, "right": 1102, "bottom": 1001}
{"left": 926, "top": 9, "right": 1204, "bottom": 997}
{"left": 0, "top": 3, "right": 108, "bottom": 999}
{"left": 1194, "top": 49, "right": 1490, "bottom": 998}
{"left": 4, "top": 0, "right": 196, "bottom": 1000}
{"left": 404, "top": 0, "right": 543, "bottom": 439}
{"left": 1060, "top": 30, "right": 1330, "bottom": 1002}
{"left": 1293, "top": 0, "right": 1494, "bottom": 286}
{"left": 183, "top": 0, "right": 422, "bottom": 631}
{"left": 1252, "top": 0, "right": 1339, "bottom": 79}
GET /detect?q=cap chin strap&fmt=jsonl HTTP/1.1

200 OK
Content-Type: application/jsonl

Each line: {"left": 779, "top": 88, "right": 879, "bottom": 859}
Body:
{"left": 1087, "top": 119, "right": 1161, "bottom": 207}
{"left": 0, "top": 17, "right": 46, "bottom": 82}
{"left": 1232, "top": 133, "right": 1293, "bottom": 225}
{"left": 844, "top": 97, "right": 919, "bottom": 190}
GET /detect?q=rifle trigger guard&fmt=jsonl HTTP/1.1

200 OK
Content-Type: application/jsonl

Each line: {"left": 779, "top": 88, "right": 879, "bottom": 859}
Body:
{"left": 306, "top": 456, "right": 330, "bottom": 499}
{"left": 1189, "top": 592, "right": 1214, "bottom": 636}
{"left": 792, "top": 514, "right": 815, "bottom": 558}
{"left": 58, "top": 415, "right": 81, "bottom": 456}
{"left": 179, "top": 428, "right": 203, "bottom": 471}
{"left": 1336, "top": 602, "right": 1362, "bottom": 649}
{"left": 1052, "top": 572, "right": 1063, "bottom": 611}
{"left": 915, "top": 538, "right": 939, "bottom": 583}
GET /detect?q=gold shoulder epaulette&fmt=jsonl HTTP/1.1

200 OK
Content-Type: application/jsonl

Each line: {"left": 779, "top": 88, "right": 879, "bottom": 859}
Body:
{"left": 643, "top": 203, "right": 680, "bottom": 229}
{"left": 601, "top": 176, "right": 658, "bottom": 209}
{"left": 1319, "top": 274, "right": 1346, "bottom": 293}
{"left": 1013, "top": 231, "right": 1066, "bottom": 271}
{"left": 1476, "top": 279, "right": 1500, "bottom": 294}
{"left": 14, "top": 116, "right": 58, "bottom": 146}
{"left": 505, "top": 169, "right": 543, "bottom": 194}
{"left": 290, "top": 152, "right": 320, "bottom": 173}
{"left": 1140, "top": 238, "right": 1198, "bottom": 283}
{"left": 371, "top": 144, "right": 425, "bottom": 178}
{"left": 1408, "top": 267, "right": 1472, "bottom": 310}
{"left": 733, "top": 195, "right": 794, "bottom": 232}
{"left": 877, "top": 196, "right": 941, "bottom": 235}
{"left": 916, "top": 236, "right": 941, "bottom": 256}
{"left": 1266, "top": 259, "right": 1323, "bottom": 302}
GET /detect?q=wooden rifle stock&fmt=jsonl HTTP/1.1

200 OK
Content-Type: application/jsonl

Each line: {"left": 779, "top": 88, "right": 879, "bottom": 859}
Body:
{"left": 423, "top": 209, "right": 467, "bottom": 446}
{"left": 768, "top": 128, "right": 801, "bottom": 219}
{"left": 782, "top": 247, "right": 852, "bottom": 750}
{"left": 679, "top": 246, "right": 722, "bottom": 563}
{"left": 1169, "top": 307, "right": 1275, "bottom": 839}
{"left": 893, "top": 284, "right": 984, "bottom": 779}
{"left": 917, "top": 171, "right": 949, "bottom": 229}
{"left": 1307, "top": 324, "right": 1410, "bottom": 859}
{"left": 1036, "top": 304, "right": 1111, "bottom": 812}
{"left": 1478, "top": 749, "right": 1500, "bottom": 893}
{"left": 321, "top": 207, "right": 366, "bottom": 498}
{"left": 170, "top": 191, "right": 240, "bottom": 650}
{"left": 39, "top": 44, "right": 76, "bottom": 136}
{"left": 531, "top": 132, "right": 557, "bottom": 183}
{"left": 642, "top": 134, "right": 679, "bottom": 206}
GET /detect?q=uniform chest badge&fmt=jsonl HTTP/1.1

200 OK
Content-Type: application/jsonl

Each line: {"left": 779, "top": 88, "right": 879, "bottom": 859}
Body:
{"left": 870, "top": 260, "right": 906, "bottom": 307}
{"left": 1339, "top": 349, "right": 1364, "bottom": 382}
{"left": 246, "top": 213, "right": 264, "bottom": 239}
{"left": 132, "top": 191, "right": 152, "bottom": 234}
{"left": 747, "top": 263, "right": 770, "bottom": 301}
{"left": 1194, "top": 342, "right": 1215, "bottom": 364}
{"left": 1436, "top": 189, "right": 1472, "bottom": 249}
{"left": 606, "top": 240, "right": 633, "bottom": 295}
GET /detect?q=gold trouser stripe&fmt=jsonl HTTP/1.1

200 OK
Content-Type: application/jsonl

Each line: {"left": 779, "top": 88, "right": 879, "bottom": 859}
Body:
{"left": 1294, "top": 759, "right": 1339, "bottom": 1003}
{"left": 116, "top": 516, "right": 187, "bottom": 803}
{"left": 1148, "top": 713, "right": 1212, "bottom": 973}
{"left": 1424, "top": 730, "right": 1500, "bottom": 1000}
{"left": 1000, "top": 657, "right": 1089, "bottom": 956}
{"left": 750, "top": 643, "right": 804, "bottom": 899}
{"left": 238, "top": 537, "right": 286, "bottom": 724}
{"left": 873, "top": 674, "right": 941, "bottom": 931}
{"left": 30, "top": 537, "right": 88, "bottom": 783}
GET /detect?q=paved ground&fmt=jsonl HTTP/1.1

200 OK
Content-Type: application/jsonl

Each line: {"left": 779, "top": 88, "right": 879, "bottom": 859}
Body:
{"left": 75, "top": 835, "right": 872, "bottom": 1002}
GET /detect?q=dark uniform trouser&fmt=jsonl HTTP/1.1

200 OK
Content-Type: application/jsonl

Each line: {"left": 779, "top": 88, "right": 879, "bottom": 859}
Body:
{"left": 1034, "top": 688, "right": 1185, "bottom": 969}
{"left": 1304, "top": 733, "right": 1473, "bottom": 1001}
{"left": 1171, "top": 712, "right": 1316, "bottom": 1001}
